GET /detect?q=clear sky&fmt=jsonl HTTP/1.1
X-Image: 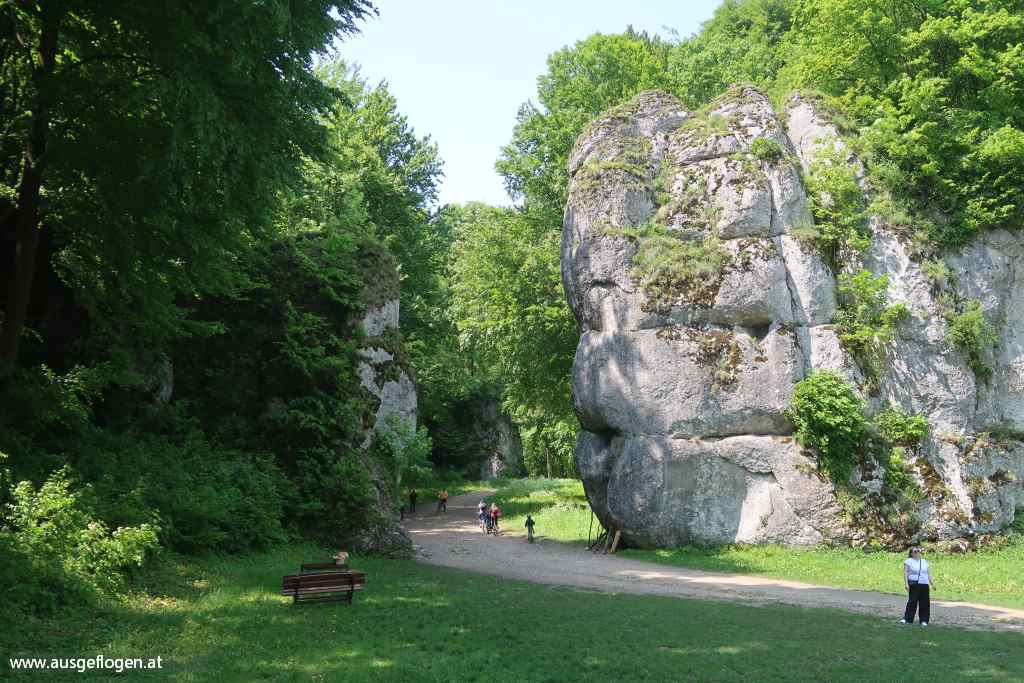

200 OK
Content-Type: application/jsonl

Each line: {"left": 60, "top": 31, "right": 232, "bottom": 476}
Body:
{"left": 334, "top": 1, "right": 722, "bottom": 207}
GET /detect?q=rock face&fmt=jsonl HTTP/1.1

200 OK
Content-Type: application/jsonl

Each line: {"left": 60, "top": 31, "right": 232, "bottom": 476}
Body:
{"left": 463, "top": 398, "right": 524, "bottom": 480}
{"left": 563, "top": 87, "right": 1024, "bottom": 547}
{"left": 358, "top": 298, "right": 417, "bottom": 448}
{"left": 348, "top": 296, "right": 417, "bottom": 558}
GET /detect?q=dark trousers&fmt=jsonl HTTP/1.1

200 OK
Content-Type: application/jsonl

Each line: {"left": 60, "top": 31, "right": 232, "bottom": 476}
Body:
{"left": 904, "top": 583, "right": 930, "bottom": 623}
{"left": 409, "top": 500, "right": 416, "bottom": 512}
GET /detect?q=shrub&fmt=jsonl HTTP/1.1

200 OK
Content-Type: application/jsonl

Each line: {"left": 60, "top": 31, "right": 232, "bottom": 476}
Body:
{"left": 750, "top": 136, "right": 785, "bottom": 163}
{"left": 803, "top": 143, "right": 871, "bottom": 267}
{"left": 947, "top": 300, "right": 998, "bottom": 380}
{"left": 0, "top": 465, "right": 159, "bottom": 614}
{"left": 376, "top": 415, "right": 434, "bottom": 496}
{"left": 920, "top": 259, "right": 950, "bottom": 290}
{"left": 785, "top": 371, "right": 869, "bottom": 483}
{"left": 835, "top": 270, "right": 909, "bottom": 387}
{"left": 881, "top": 446, "right": 923, "bottom": 502}
{"left": 874, "top": 408, "right": 929, "bottom": 447}
{"left": 65, "top": 427, "right": 288, "bottom": 554}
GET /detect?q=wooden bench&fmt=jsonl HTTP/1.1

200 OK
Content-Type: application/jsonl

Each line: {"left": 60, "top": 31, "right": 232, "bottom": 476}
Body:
{"left": 281, "top": 569, "right": 366, "bottom": 605}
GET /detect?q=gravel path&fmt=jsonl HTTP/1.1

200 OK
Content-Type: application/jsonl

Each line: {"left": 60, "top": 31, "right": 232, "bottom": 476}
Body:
{"left": 405, "top": 492, "right": 1024, "bottom": 633}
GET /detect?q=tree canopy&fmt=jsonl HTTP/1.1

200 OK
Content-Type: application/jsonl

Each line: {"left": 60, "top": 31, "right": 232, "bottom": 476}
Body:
{"left": 0, "top": 0, "right": 373, "bottom": 375}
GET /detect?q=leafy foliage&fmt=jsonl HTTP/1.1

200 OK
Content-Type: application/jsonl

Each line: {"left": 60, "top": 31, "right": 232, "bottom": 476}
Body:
{"left": 0, "top": 462, "right": 159, "bottom": 614}
{"left": 497, "top": 30, "right": 678, "bottom": 222}
{"left": 874, "top": 409, "right": 930, "bottom": 447}
{"left": 446, "top": 203, "right": 579, "bottom": 477}
{"left": 750, "top": 136, "right": 785, "bottom": 162}
{"left": 669, "top": 0, "right": 794, "bottom": 108}
{"left": 834, "top": 270, "right": 909, "bottom": 389}
{"left": 781, "top": 0, "right": 1024, "bottom": 248}
{"left": 946, "top": 299, "right": 999, "bottom": 379}
{"left": 801, "top": 143, "right": 871, "bottom": 266}
{"left": 377, "top": 416, "right": 434, "bottom": 493}
{"left": 786, "top": 370, "right": 869, "bottom": 483}
{"left": 0, "top": 3, "right": 450, "bottom": 616}
{"left": 787, "top": 373, "right": 930, "bottom": 541}
{"left": 0, "top": 0, "right": 374, "bottom": 372}
{"left": 604, "top": 221, "right": 731, "bottom": 309}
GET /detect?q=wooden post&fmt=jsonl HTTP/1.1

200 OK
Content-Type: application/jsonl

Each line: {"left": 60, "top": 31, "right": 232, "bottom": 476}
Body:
{"left": 608, "top": 530, "right": 622, "bottom": 554}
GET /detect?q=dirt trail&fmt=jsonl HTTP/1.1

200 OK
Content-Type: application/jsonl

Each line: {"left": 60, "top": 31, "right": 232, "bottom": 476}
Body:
{"left": 405, "top": 492, "right": 1024, "bottom": 633}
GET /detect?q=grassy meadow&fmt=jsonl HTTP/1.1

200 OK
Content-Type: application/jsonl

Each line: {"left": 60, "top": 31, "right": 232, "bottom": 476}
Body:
{"left": 477, "top": 479, "right": 1024, "bottom": 608}
{"left": 5, "top": 545, "right": 1023, "bottom": 682}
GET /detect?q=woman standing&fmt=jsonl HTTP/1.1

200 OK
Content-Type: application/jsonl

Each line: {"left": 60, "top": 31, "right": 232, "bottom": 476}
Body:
{"left": 901, "top": 547, "right": 934, "bottom": 626}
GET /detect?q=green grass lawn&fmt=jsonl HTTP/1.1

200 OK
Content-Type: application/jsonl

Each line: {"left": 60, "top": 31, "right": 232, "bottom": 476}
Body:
{"left": 621, "top": 542, "right": 1024, "bottom": 609}
{"left": 5, "top": 545, "right": 1023, "bottom": 682}
{"left": 479, "top": 479, "right": 1024, "bottom": 608}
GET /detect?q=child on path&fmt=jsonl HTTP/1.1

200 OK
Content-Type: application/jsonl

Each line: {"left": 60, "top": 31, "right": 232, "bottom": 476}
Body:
{"left": 489, "top": 503, "right": 501, "bottom": 534}
{"left": 437, "top": 489, "right": 449, "bottom": 512}
{"left": 408, "top": 488, "right": 418, "bottom": 513}
{"left": 525, "top": 514, "right": 535, "bottom": 543}
{"left": 477, "top": 500, "right": 488, "bottom": 531}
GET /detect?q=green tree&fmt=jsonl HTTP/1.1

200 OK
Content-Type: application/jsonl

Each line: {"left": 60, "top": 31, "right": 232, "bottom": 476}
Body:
{"left": 309, "top": 62, "right": 474, "bottom": 466}
{"left": 781, "top": 0, "right": 1024, "bottom": 246}
{"left": 0, "top": 0, "right": 373, "bottom": 378}
{"left": 668, "top": 0, "right": 794, "bottom": 107}
{"left": 446, "top": 203, "right": 579, "bottom": 477}
{"left": 485, "top": 31, "right": 678, "bottom": 475}
{"left": 497, "top": 29, "right": 677, "bottom": 223}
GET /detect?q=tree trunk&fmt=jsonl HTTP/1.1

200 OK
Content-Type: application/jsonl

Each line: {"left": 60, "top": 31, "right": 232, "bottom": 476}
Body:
{"left": 0, "top": 8, "right": 61, "bottom": 379}
{"left": 544, "top": 446, "right": 551, "bottom": 479}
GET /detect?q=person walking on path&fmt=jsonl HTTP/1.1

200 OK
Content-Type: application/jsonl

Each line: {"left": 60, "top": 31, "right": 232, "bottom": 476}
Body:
{"left": 408, "top": 488, "right": 418, "bottom": 513}
{"left": 489, "top": 502, "right": 501, "bottom": 534}
{"left": 901, "top": 547, "right": 934, "bottom": 626}
{"left": 525, "top": 514, "right": 536, "bottom": 543}
{"left": 437, "top": 489, "right": 449, "bottom": 512}
{"left": 477, "top": 500, "right": 488, "bottom": 531}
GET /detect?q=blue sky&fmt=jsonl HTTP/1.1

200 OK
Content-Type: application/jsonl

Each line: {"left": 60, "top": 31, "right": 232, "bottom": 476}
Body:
{"left": 335, "top": 1, "right": 722, "bottom": 207}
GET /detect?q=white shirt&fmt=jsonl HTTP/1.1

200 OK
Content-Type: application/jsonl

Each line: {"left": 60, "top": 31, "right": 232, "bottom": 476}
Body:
{"left": 904, "top": 557, "right": 930, "bottom": 584}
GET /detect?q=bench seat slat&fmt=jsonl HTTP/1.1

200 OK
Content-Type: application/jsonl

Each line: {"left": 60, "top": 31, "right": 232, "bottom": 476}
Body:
{"left": 281, "top": 584, "right": 365, "bottom": 595}
{"left": 282, "top": 579, "right": 365, "bottom": 589}
{"left": 280, "top": 577, "right": 364, "bottom": 589}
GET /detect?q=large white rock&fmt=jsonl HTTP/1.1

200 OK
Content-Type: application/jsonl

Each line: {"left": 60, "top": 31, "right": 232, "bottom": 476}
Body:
{"left": 564, "top": 87, "right": 1024, "bottom": 548}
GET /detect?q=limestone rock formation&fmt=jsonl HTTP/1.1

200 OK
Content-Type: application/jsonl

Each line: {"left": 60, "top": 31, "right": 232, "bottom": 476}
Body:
{"left": 563, "top": 87, "right": 1024, "bottom": 548}
{"left": 358, "top": 298, "right": 417, "bottom": 448}
{"left": 466, "top": 398, "right": 524, "bottom": 480}
{"left": 351, "top": 296, "right": 417, "bottom": 557}
{"left": 425, "top": 396, "right": 523, "bottom": 479}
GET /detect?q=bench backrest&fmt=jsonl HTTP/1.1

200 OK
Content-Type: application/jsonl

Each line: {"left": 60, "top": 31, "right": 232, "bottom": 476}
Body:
{"left": 282, "top": 571, "right": 365, "bottom": 591}
{"left": 301, "top": 561, "right": 344, "bottom": 573}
